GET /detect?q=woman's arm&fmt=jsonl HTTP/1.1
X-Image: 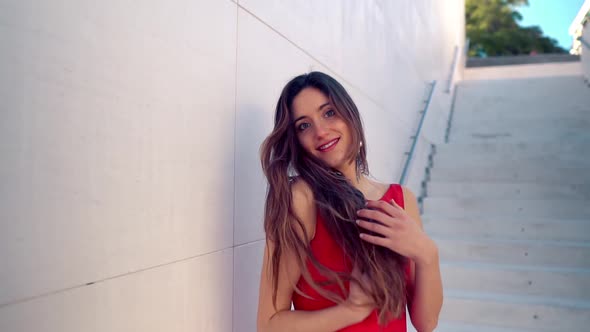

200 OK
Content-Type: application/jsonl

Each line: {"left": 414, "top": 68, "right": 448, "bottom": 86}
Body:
{"left": 257, "top": 240, "right": 370, "bottom": 332}
{"left": 402, "top": 187, "right": 443, "bottom": 332}
{"left": 257, "top": 179, "right": 373, "bottom": 332}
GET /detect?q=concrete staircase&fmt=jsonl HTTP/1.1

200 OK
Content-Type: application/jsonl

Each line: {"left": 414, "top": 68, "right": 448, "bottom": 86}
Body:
{"left": 422, "top": 75, "right": 590, "bottom": 331}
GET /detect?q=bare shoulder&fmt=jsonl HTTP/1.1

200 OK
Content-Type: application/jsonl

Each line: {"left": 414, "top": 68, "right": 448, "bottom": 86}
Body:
{"left": 400, "top": 185, "right": 423, "bottom": 228}
{"left": 365, "top": 179, "right": 391, "bottom": 200}
{"left": 290, "top": 177, "right": 317, "bottom": 241}
{"left": 400, "top": 185, "right": 417, "bottom": 206}
{"left": 290, "top": 177, "right": 313, "bottom": 202}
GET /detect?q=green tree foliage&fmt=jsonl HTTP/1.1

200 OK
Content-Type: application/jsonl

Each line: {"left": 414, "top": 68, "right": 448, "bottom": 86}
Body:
{"left": 466, "top": 0, "right": 566, "bottom": 56}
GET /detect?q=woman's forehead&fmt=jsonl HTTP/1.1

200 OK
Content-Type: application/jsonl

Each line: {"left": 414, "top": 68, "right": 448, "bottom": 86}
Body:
{"left": 292, "top": 88, "right": 329, "bottom": 116}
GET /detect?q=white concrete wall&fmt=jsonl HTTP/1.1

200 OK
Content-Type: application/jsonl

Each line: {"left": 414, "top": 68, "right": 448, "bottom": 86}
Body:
{"left": 0, "top": 1, "right": 464, "bottom": 331}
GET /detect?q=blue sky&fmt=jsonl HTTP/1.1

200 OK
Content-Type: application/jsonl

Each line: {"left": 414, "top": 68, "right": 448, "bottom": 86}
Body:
{"left": 515, "top": 0, "right": 586, "bottom": 49}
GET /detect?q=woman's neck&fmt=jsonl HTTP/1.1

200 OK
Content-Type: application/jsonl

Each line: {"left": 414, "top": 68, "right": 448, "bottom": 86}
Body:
{"left": 337, "top": 161, "right": 387, "bottom": 200}
{"left": 338, "top": 161, "right": 368, "bottom": 189}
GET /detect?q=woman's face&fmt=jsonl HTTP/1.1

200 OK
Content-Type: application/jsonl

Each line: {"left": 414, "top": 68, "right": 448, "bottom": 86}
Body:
{"left": 291, "top": 87, "right": 353, "bottom": 171}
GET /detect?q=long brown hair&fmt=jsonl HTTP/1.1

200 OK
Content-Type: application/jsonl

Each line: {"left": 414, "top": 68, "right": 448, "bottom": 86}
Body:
{"left": 260, "top": 71, "right": 407, "bottom": 325}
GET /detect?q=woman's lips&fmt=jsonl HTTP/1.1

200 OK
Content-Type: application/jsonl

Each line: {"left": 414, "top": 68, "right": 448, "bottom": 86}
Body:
{"left": 317, "top": 138, "right": 340, "bottom": 152}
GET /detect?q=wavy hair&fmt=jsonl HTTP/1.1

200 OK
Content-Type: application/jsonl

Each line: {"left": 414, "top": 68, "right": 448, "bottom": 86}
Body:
{"left": 260, "top": 71, "right": 407, "bottom": 325}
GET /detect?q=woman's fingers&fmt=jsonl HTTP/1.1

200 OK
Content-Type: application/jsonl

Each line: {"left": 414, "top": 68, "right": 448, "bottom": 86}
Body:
{"left": 356, "top": 208, "right": 392, "bottom": 226}
{"left": 357, "top": 203, "right": 404, "bottom": 228}
{"left": 356, "top": 199, "right": 411, "bottom": 252}
{"left": 389, "top": 199, "right": 405, "bottom": 211}
{"left": 359, "top": 232, "right": 390, "bottom": 248}
{"left": 365, "top": 199, "right": 403, "bottom": 218}
{"left": 356, "top": 219, "right": 390, "bottom": 236}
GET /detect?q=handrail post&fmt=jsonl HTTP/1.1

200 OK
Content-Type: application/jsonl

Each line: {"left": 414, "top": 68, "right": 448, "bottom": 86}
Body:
{"left": 445, "top": 46, "right": 459, "bottom": 93}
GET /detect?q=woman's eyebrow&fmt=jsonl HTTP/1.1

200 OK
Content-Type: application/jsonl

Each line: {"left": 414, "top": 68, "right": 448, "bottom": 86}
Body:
{"left": 317, "top": 102, "right": 330, "bottom": 110}
{"left": 293, "top": 102, "right": 331, "bottom": 123}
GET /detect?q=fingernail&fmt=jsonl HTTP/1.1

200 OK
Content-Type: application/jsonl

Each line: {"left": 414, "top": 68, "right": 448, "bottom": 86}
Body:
{"left": 355, "top": 219, "right": 360, "bottom": 225}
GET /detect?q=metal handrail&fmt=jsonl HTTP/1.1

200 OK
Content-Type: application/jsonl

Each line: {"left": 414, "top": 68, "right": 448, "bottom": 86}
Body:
{"left": 444, "top": 85, "right": 459, "bottom": 143}
{"left": 399, "top": 80, "right": 437, "bottom": 185}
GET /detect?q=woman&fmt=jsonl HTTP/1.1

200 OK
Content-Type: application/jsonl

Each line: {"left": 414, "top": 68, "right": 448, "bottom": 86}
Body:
{"left": 257, "top": 71, "right": 443, "bottom": 332}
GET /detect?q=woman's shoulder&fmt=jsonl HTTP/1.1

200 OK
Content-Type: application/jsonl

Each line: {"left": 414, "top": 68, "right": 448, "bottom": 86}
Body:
{"left": 289, "top": 177, "right": 317, "bottom": 241}
{"left": 369, "top": 180, "right": 413, "bottom": 196}
{"left": 290, "top": 176, "right": 314, "bottom": 202}
{"left": 364, "top": 179, "right": 396, "bottom": 199}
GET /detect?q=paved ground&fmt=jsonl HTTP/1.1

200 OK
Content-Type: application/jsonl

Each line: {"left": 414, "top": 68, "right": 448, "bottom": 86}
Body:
{"left": 423, "top": 74, "right": 590, "bottom": 331}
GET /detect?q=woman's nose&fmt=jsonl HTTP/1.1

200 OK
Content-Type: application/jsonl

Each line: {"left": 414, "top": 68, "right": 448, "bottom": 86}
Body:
{"left": 314, "top": 123, "right": 329, "bottom": 139}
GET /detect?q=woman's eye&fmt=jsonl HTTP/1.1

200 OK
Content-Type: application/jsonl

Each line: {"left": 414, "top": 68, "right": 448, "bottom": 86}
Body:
{"left": 325, "top": 109, "right": 335, "bottom": 117}
{"left": 297, "top": 122, "right": 310, "bottom": 131}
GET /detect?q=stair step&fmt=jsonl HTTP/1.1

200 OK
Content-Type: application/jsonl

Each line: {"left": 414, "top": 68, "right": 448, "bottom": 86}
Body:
{"left": 451, "top": 115, "right": 590, "bottom": 127}
{"left": 435, "top": 321, "right": 540, "bottom": 332}
{"left": 433, "top": 141, "right": 590, "bottom": 168}
{"left": 429, "top": 166, "right": 590, "bottom": 184}
{"left": 422, "top": 216, "right": 590, "bottom": 241}
{"left": 456, "top": 76, "right": 590, "bottom": 106}
{"left": 435, "top": 238, "right": 590, "bottom": 268}
{"left": 433, "top": 153, "right": 590, "bottom": 169}
{"left": 452, "top": 112, "right": 590, "bottom": 122}
{"left": 434, "top": 140, "right": 590, "bottom": 154}
{"left": 448, "top": 131, "right": 590, "bottom": 143}
{"left": 422, "top": 197, "right": 590, "bottom": 219}
{"left": 440, "top": 291, "right": 590, "bottom": 331}
{"left": 452, "top": 117, "right": 590, "bottom": 128}
{"left": 434, "top": 157, "right": 590, "bottom": 170}
{"left": 440, "top": 262, "right": 590, "bottom": 301}
{"left": 425, "top": 182, "right": 590, "bottom": 200}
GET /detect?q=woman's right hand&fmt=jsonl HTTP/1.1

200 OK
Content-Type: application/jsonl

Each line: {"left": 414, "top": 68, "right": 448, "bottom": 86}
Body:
{"left": 344, "top": 265, "right": 375, "bottom": 321}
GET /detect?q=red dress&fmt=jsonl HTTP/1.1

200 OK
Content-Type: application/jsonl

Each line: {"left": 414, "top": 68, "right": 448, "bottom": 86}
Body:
{"left": 292, "top": 184, "right": 410, "bottom": 332}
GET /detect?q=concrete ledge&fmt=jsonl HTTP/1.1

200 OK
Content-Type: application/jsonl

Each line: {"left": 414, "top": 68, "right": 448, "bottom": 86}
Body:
{"left": 467, "top": 54, "right": 580, "bottom": 67}
{"left": 464, "top": 62, "right": 583, "bottom": 80}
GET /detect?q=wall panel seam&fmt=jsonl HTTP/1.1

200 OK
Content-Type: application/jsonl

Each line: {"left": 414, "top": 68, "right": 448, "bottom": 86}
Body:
{"left": 0, "top": 246, "right": 234, "bottom": 309}
{"left": 235, "top": 3, "right": 424, "bottom": 127}
{"left": 232, "top": 3, "right": 239, "bottom": 332}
